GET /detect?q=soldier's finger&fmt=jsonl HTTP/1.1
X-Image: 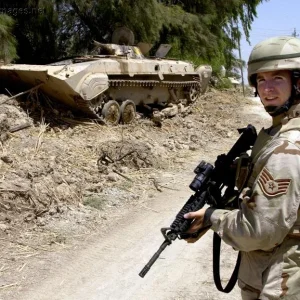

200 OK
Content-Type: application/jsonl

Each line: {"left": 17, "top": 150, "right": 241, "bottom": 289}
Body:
{"left": 184, "top": 212, "right": 198, "bottom": 219}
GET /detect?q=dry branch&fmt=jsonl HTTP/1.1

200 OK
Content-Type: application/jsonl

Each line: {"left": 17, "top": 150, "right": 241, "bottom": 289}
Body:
{"left": 116, "top": 150, "right": 136, "bottom": 162}
{"left": 18, "top": 262, "right": 28, "bottom": 272}
{"left": 140, "top": 204, "right": 159, "bottom": 213}
{"left": 34, "top": 118, "right": 49, "bottom": 154}
{"left": 112, "top": 169, "right": 132, "bottom": 182}
{"left": 0, "top": 238, "right": 40, "bottom": 251}
{"left": 0, "top": 283, "right": 18, "bottom": 289}
{"left": 0, "top": 202, "right": 10, "bottom": 211}
{"left": 9, "top": 123, "right": 31, "bottom": 133}
{"left": 0, "top": 83, "right": 44, "bottom": 105}
{"left": 0, "top": 237, "right": 53, "bottom": 252}
{"left": 150, "top": 178, "right": 162, "bottom": 192}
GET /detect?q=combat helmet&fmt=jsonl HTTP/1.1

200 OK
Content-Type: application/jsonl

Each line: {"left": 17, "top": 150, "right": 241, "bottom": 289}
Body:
{"left": 248, "top": 36, "right": 300, "bottom": 116}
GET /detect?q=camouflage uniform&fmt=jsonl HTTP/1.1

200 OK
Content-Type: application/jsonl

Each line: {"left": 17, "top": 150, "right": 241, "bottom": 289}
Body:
{"left": 208, "top": 36, "right": 300, "bottom": 299}
{"left": 210, "top": 103, "right": 300, "bottom": 299}
{"left": 210, "top": 104, "right": 300, "bottom": 300}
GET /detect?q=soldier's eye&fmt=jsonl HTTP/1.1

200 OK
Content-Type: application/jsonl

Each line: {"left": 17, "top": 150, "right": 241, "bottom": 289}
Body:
{"left": 274, "top": 76, "right": 284, "bottom": 80}
{"left": 257, "top": 78, "right": 265, "bottom": 84}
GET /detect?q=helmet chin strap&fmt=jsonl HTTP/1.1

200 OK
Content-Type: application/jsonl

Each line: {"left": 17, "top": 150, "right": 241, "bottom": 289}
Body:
{"left": 264, "top": 96, "right": 294, "bottom": 116}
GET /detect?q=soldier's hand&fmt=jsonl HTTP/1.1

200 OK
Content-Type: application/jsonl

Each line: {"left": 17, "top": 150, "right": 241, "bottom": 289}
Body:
{"left": 183, "top": 208, "right": 210, "bottom": 243}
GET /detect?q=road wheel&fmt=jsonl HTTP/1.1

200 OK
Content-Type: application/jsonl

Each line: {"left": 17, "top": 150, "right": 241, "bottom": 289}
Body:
{"left": 187, "top": 84, "right": 201, "bottom": 103}
{"left": 102, "top": 100, "right": 121, "bottom": 125}
{"left": 90, "top": 93, "right": 107, "bottom": 116}
{"left": 120, "top": 100, "right": 136, "bottom": 124}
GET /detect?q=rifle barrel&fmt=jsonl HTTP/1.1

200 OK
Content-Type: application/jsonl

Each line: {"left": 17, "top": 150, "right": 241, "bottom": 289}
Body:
{"left": 139, "top": 240, "right": 170, "bottom": 278}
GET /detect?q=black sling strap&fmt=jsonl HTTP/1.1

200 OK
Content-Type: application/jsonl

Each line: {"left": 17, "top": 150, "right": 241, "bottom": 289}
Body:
{"left": 212, "top": 232, "right": 241, "bottom": 293}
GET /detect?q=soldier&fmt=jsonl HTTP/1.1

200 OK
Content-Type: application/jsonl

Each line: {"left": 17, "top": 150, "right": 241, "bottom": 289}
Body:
{"left": 184, "top": 36, "right": 300, "bottom": 300}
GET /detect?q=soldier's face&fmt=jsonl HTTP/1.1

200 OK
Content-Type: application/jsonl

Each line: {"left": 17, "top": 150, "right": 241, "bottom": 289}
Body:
{"left": 256, "top": 70, "right": 292, "bottom": 108}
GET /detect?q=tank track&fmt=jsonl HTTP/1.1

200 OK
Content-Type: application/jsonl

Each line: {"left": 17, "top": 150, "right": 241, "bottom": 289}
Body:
{"left": 74, "top": 78, "right": 200, "bottom": 119}
{"left": 109, "top": 79, "right": 199, "bottom": 88}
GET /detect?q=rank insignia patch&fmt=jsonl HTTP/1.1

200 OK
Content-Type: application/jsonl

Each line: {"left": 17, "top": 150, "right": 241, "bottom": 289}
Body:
{"left": 258, "top": 167, "right": 291, "bottom": 197}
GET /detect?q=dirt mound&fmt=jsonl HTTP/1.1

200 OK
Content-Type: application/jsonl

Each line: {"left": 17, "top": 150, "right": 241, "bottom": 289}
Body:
{"left": 97, "top": 139, "right": 167, "bottom": 171}
{"left": 0, "top": 88, "right": 254, "bottom": 225}
{"left": 0, "top": 95, "right": 32, "bottom": 142}
{"left": 0, "top": 90, "right": 257, "bottom": 226}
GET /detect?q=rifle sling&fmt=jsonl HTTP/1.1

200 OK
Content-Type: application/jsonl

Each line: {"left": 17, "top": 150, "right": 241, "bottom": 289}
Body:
{"left": 212, "top": 232, "right": 241, "bottom": 293}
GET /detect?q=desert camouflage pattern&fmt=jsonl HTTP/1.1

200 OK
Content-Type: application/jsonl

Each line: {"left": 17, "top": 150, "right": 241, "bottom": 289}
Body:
{"left": 247, "top": 36, "right": 300, "bottom": 87}
{"left": 210, "top": 103, "right": 300, "bottom": 299}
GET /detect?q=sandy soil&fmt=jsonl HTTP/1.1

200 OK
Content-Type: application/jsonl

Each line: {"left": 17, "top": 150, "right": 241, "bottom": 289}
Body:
{"left": 0, "top": 90, "right": 270, "bottom": 300}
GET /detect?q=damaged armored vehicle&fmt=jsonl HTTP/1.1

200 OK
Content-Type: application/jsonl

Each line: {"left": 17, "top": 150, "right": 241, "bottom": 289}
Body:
{"left": 0, "top": 28, "right": 212, "bottom": 125}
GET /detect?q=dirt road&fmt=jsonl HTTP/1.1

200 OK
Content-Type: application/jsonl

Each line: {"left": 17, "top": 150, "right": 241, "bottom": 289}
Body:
{"left": 17, "top": 152, "right": 242, "bottom": 300}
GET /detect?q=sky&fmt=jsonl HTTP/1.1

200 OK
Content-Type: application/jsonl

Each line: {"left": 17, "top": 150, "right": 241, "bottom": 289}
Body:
{"left": 237, "top": 0, "right": 300, "bottom": 84}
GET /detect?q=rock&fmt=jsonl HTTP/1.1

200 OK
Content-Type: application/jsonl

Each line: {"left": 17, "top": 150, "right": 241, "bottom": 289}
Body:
{"left": 57, "top": 205, "right": 67, "bottom": 214}
{"left": 135, "top": 112, "right": 142, "bottom": 120}
{"left": 0, "top": 223, "right": 9, "bottom": 231}
{"left": 163, "top": 140, "right": 175, "bottom": 150}
{"left": 177, "top": 103, "right": 186, "bottom": 113}
{"left": 52, "top": 172, "right": 63, "bottom": 184}
{"left": 190, "top": 134, "right": 199, "bottom": 143}
{"left": 56, "top": 183, "right": 71, "bottom": 198}
{"left": 1, "top": 156, "right": 13, "bottom": 164}
{"left": 107, "top": 172, "right": 119, "bottom": 182}
{"left": 36, "top": 217, "right": 46, "bottom": 226}
{"left": 48, "top": 207, "right": 57, "bottom": 216}
{"left": 0, "top": 94, "right": 9, "bottom": 103}
{"left": 227, "top": 131, "right": 233, "bottom": 138}
{"left": 65, "top": 177, "right": 77, "bottom": 184}
{"left": 161, "top": 104, "right": 178, "bottom": 118}
{"left": 24, "top": 213, "right": 36, "bottom": 222}
{"left": 189, "top": 145, "right": 198, "bottom": 151}
{"left": 0, "top": 132, "right": 9, "bottom": 142}
{"left": 152, "top": 111, "right": 164, "bottom": 126}
{"left": 119, "top": 166, "right": 129, "bottom": 173}
{"left": 186, "top": 122, "right": 193, "bottom": 129}
{"left": 175, "top": 143, "right": 184, "bottom": 150}
{"left": 0, "top": 113, "right": 8, "bottom": 124}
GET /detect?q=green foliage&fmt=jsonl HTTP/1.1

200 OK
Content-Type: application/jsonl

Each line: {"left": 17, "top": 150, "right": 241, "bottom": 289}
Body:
{"left": 215, "top": 78, "right": 233, "bottom": 90}
{"left": 0, "top": 0, "right": 266, "bottom": 69}
{"left": 0, "top": 14, "right": 18, "bottom": 63}
{"left": 83, "top": 195, "right": 106, "bottom": 210}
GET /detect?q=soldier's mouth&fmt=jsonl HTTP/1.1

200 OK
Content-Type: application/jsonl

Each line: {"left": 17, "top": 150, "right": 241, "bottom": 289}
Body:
{"left": 264, "top": 96, "right": 279, "bottom": 103}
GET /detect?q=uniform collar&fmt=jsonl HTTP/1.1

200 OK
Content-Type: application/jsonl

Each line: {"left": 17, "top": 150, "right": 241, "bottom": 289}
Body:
{"left": 280, "top": 101, "right": 300, "bottom": 126}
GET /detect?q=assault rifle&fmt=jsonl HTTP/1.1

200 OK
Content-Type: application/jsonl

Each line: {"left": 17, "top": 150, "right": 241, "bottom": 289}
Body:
{"left": 139, "top": 124, "right": 257, "bottom": 293}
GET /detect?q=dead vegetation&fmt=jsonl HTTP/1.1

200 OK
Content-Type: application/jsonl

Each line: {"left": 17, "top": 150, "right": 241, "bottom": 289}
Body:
{"left": 0, "top": 88, "right": 255, "bottom": 222}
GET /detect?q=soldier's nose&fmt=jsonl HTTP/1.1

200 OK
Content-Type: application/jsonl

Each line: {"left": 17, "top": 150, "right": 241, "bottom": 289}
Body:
{"left": 263, "top": 81, "right": 275, "bottom": 92}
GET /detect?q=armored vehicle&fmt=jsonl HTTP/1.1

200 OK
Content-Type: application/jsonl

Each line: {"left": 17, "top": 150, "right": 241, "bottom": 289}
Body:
{"left": 0, "top": 28, "right": 212, "bottom": 125}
